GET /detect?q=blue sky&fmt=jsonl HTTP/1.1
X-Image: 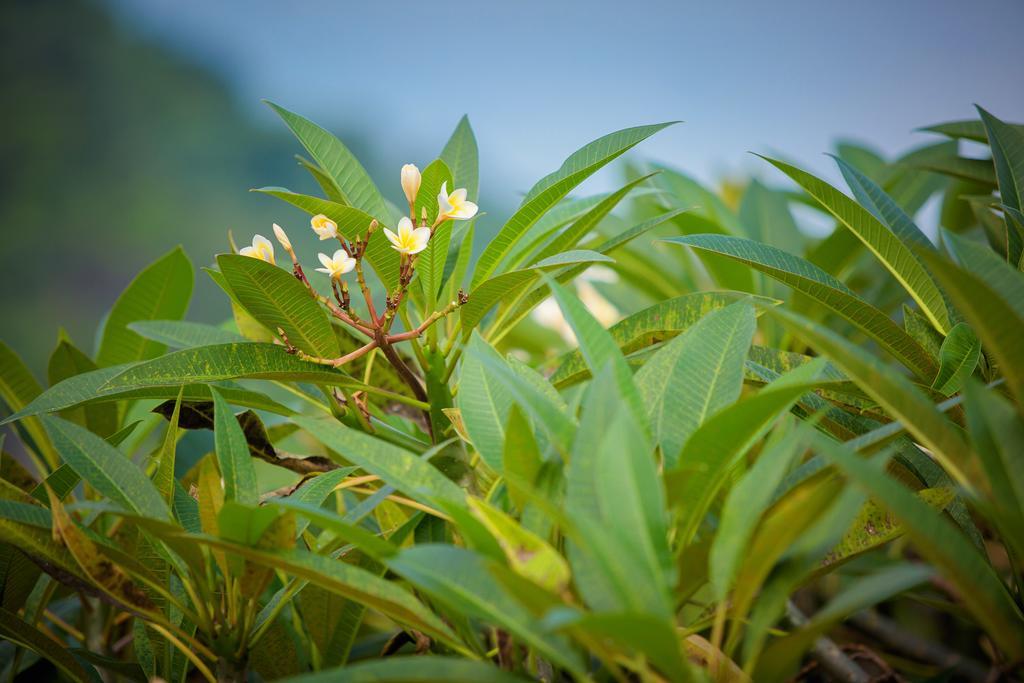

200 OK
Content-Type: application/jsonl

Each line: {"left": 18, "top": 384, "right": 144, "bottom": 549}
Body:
{"left": 107, "top": 0, "right": 1023, "bottom": 203}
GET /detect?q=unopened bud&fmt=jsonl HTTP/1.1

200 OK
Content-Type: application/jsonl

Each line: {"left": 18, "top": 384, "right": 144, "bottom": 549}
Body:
{"left": 401, "top": 164, "right": 421, "bottom": 205}
{"left": 272, "top": 223, "right": 292, "bottom": 250}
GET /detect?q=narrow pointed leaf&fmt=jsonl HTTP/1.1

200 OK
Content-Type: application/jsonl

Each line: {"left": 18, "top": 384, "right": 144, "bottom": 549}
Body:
{"left": 664, "top": 234, "right": 938, "bottom": 379}
{"left": 759, "top": 154, "right": 950, "bottom": 333}
{"left": 635, "top": 301, "right": 756, "bottom": 466}
{"left": 931, "top": 322, "right": 981, "bottom": 395}
{"left": 473, "top": 122, "right": 676, "bottom": 287}
{"left": 97, "top": 247, "right": 193, "bottom": 367}
{"left": 265, "top": 101, "right": 390, "bottom": 221}
{"left": 440, "top": 115, "right": 479, "bottom": 202}
{"left": 210, "top": 387, "right": 258, "bottom": 504}
{"left": 825, "top": 444, "right": 1024, "bottom": 658}
{"left": 42, "top": 416, "right": 169, "bottom": 519}
{"left": 217, "top": 254, "right": 339, "bottom": 358}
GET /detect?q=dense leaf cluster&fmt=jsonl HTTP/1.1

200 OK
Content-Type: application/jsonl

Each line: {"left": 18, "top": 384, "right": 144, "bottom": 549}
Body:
{"left": 1, "top": 104, "right": 1022, "bottom": 682}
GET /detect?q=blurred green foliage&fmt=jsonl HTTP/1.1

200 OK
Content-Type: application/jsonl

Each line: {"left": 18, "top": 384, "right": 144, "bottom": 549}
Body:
{"left": 0, "top": 0, "right": 309, "bottom": 369}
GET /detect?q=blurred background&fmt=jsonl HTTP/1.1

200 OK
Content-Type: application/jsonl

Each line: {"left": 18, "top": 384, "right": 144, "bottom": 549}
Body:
{"left": 2, "top": 0, "right": 1022, "bottom": 371}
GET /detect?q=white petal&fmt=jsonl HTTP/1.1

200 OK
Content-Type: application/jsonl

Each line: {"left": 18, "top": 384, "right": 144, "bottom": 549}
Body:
{"left": 397, "top": 216, "right": 415, "bottom": 239}
{"left": 383, "top": 227, "right": 401, "bottom": 247}
{"left": 450, "top": 188, "right": 467, "bottom": 203}
{"left": 318, "top": 253, "right": 334, "bottom": 269}
{"left": 315, "top": 267, "right": 331, "bottom": 274}
{"left": 412, "top": 226, "right": 432, "bottom": 244}
{"left": 339, "top": 258, "right": 356, "bottom": 274}
{"left": 453, "top": 201, "right": 478, "bottom": 219}
{"left": 437, "top": 182, "right": 453, "bottom": 214}
{"left": 239, "top": 246, "right": 256, "bottom": 257}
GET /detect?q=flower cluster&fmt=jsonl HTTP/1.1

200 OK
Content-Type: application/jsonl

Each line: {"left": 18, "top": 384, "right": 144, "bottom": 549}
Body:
{"left": 242, "top": 164, "right": 478, "bottom": 276}
{"left": 233, "top": 165, "right": 477, "bottom": 380}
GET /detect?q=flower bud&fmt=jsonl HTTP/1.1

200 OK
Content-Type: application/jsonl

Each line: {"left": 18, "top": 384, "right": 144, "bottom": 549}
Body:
{"left": 401, "top": 164, "right": 421, "bottom": 205}
{"left": 272, "top": 223, "right": 292, "bottom": 250}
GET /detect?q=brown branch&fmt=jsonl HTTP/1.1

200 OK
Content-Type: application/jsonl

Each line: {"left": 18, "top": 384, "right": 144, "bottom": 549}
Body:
{"left": 787, "top": 601, "right": 871, "bottom": 683}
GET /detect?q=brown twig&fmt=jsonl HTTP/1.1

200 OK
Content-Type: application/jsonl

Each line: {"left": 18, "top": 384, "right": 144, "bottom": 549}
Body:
{"left": 787, "top": 601, "right": 871, "bottom": 683}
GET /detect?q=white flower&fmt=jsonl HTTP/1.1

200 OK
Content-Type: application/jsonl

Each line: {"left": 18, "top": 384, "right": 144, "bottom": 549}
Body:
{"left": 315, "top": 248, "right": 356, "bottom": 279}
{"left": 401, "top": 164, "right": 421, "bottom": 205}
{"left": 383, "top": 217, "right": 431, "bottom": 255}
{"left": 272, "top": 223, "right": 291, "bottom": 250}
{"left": 437, "top": 181, "right": 478, "bottom": 221}
{"left": 310, "top": 214, "right": 339, "bottom": 240}
{"left": 239, "top": 234, "right": 275, "bottom": 264}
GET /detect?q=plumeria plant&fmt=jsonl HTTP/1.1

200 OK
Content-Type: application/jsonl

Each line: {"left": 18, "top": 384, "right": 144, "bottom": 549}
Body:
{"left": 1, "top": 101, "right": 1023, "bottom": 683}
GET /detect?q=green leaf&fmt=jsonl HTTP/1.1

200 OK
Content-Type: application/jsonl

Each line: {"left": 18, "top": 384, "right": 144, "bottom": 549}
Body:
{"left": 461, "top": 250, "right": 613, "bottom": 334}
{"left": 456, "top": 334, "right": 515, "bottom": 471}
{"left": 199, "top": 534, "right": 458, "bottom": 646}
{"left": 0, "top": 607, "right": 95, "bottom": 683}
{"left": 292, "top": 416, "right": 466, "bottom": 510}
{"left": 546, "top": 275, "right": 647, "bottom": 432}
{"left": 217, "top": 254, "right": 339, "bottom": 358}
{"left": 153, "top": 388, "right": 182, "bottom": 506}
{"left": 635, "top": 301, "right": 756, "bottom": 466}
{"left": 415, "top": 161, "right": 455, "bottom": 308}
{"left": 472, "top": 122, "right": 676, "bottom": 288}
{"left": 496, "top": 209, "right": 690, "bottom": 340}
{"left": 565, "top": 365, "right": 671, "bottom": 618}
{"left": 921, "top": 249, "right": 1024, "bottom": 407}
{"left": 769, "top": 307, "right": 976, "bottom": 490}
{"left": 41, "top": 416, "right": 169, "bottom": 520}
{"left": 4, "top": 362, "right": 293, "bottom": 426}
{"left": 562, "top": 612, "right": 693, "bottom": 683}
{"left": 501, "top": 406, "right": 541, "bottom": 511}
{"left": 413, "top": 158, "right": 454, "bottom": 226}
{"left": 943, "top": 229, "right": 1024, "bottom": 320}
{"left": 528, "top": 173, "right": 656, "bottom": 266}
{"left": 739, "top": 179, "right": 804, "bottom": 254}
{"left": 709, "top": 430, "right": 807, "bottom": 600}
{"left": 101, "top": 343, "right": 358, "bottom": 390}
{"left": 978, "top": 106, "right": 1024, "bottom": 212}
{"left": 463, "top": 335, "right": 576, "bottom": 460}
{"left": 964, "top": 382, "right": 1024, "bottom": 560}
{"left": 820, "top": 487, "right": 954, "bottom": 571}
{"left": 757, "top": 563, "right": 935, "bottom": 681}
{"left": 210, "top": 387, "right": 258, "bottom": 504}
{"left": 0, "top": 341, "right": 56, "bottom": 469}
{"left": 759, "top": 154, "right": 951, "bottom": 333}
{"left": 387, "top": 545, "right": 583, "bottom": 674}
{"left": 276, "top": 656, "right": 529, "bottom": 683}
{"left": 440, "top": 116, "right": 480, "bottom": 202}
{"left": 921, "top": 118, "right": 1024, "bottom": 143}
{"left": 931, "top": 322, "right": 980, "bottom": 395}
{"left": 128, "top": 320, "right": 246, "bottom": 348}
{"left": 916, "top": 155, "right": 997, "bottom": 186}
{"left": 97, "top": 247, "right": 193, "bottom": 367}
{"left": 550, "top": 291, "right": 767, "bottom": 387}
{"left": 253, "top": 189, "right": 400, "bottom": 289}
{"left": 47, "top": 335, "right": 118, "bottom": 438}
{"left": 834, "top": 155, "right": 934, "bottom": 250}
{"left": 665, "top": 360, "right": 830, "bottom": 541}
{"left": 265, "top": 101, "right": 391, "bottom": 222}
{"left": 467, "top": 498, "right": 570, "bottom": 593}
{"left": 825, "top": 443, "right": 1024, "bottom": 658}
{"left": 664, "top": 234, "right": 938, "bottom": 380}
